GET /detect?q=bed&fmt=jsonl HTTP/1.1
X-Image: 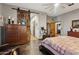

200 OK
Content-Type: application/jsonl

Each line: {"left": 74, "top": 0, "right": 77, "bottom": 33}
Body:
{"left": 39, "top": 36, "right": 79, "bottom": 55}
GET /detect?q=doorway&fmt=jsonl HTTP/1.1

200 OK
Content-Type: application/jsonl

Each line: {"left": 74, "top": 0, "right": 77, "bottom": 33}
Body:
{"left": 30, "top": 13, "right": 40, "bottom": 39}
{"left": 56, "top": 21, "right": 62, "bottom": 36}
{"left": 33, "top": 21, "right": 35, "bottom": 37}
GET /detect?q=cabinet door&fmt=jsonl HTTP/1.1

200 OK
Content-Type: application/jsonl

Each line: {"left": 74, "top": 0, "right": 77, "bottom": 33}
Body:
{"left": 5, "top": 25, "right": 18, "bottom": 46}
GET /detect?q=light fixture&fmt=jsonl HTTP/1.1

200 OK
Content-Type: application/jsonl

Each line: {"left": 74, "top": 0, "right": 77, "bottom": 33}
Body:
{"left": 67, "top": 3, "right": 74, "bottom": 6}
{"left": 54, "top": 3, "right": 60, "bottom": 7}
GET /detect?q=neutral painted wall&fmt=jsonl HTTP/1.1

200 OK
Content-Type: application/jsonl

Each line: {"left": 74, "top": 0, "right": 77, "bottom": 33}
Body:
{"left": 0, "top": 4, "right": 4, "bottom": 26}
{"left": 55, "top": 9, "right": 79, "bottom": 35}
{"left": 0, "top": 4, "right": 2, "bottom": 45}
{"left": 2, "top": 4, "right": 17, "bottom": 24}
{"left": 39, "top": 13, "right": 47, "bottom": 29}
{"left": 0, "top": 4, "right": 2, "bottom": 16}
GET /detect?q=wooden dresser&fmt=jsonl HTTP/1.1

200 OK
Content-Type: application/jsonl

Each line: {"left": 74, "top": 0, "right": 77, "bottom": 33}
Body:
{"left": 68, "top": 31, "right": 79, "bottom": 38}
{"left": 5, "top": 24, "right": 30, "bottom": 46}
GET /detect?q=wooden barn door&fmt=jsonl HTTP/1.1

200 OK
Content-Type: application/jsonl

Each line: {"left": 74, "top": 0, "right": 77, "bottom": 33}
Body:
{"left": 17, "top": 10, "right": 30, "bottom": 44}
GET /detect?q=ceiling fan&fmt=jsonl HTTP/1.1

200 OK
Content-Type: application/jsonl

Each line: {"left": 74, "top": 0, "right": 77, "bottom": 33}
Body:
{"left": 42, "top": 3, "right": 74, "bottom": 11}
{"left": 12, "top": 8, "right": 39, "bottom": 14}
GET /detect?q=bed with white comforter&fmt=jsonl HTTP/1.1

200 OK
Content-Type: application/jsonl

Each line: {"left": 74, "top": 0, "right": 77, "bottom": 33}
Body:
{"left": 40, "top": 36, "right": 79, "bottom": 55}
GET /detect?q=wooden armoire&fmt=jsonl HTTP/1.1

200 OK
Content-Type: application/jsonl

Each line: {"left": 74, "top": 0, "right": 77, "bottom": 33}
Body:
{"left": 5, "top": 10, "right": 30, "bottom": 46}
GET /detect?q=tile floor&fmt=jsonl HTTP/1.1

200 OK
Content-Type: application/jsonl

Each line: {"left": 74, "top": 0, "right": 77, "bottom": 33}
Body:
{"left": 19, "top": 35, "right": 43, "bottom": 55}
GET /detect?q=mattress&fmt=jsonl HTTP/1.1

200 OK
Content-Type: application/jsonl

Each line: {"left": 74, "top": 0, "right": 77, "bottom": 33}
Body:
{"left": 40, "top": 36, "right": 79, "bottom": 55}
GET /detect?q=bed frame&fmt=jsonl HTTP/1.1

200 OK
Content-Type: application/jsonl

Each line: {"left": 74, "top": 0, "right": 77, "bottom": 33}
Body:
{"left": 39, "top": 45, "right": 54, "bottom": 55}
{"left": 39, "top": 44, "right": 60, "bottom": 55}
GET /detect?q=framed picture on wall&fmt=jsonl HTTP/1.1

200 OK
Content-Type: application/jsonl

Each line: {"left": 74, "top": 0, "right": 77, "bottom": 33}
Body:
{"left": 72, "top": 20, "right": 79, "bottom": 28}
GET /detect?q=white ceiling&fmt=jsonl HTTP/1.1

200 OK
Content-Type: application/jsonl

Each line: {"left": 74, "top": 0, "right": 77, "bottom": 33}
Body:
{"left": 6, "top": 3, "right": 79, "bottom": 17}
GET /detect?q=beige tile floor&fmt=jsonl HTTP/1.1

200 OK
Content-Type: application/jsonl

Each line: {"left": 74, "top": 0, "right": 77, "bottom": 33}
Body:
{"left": 19, "top": 35, "right": 43, "bottom": 55}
